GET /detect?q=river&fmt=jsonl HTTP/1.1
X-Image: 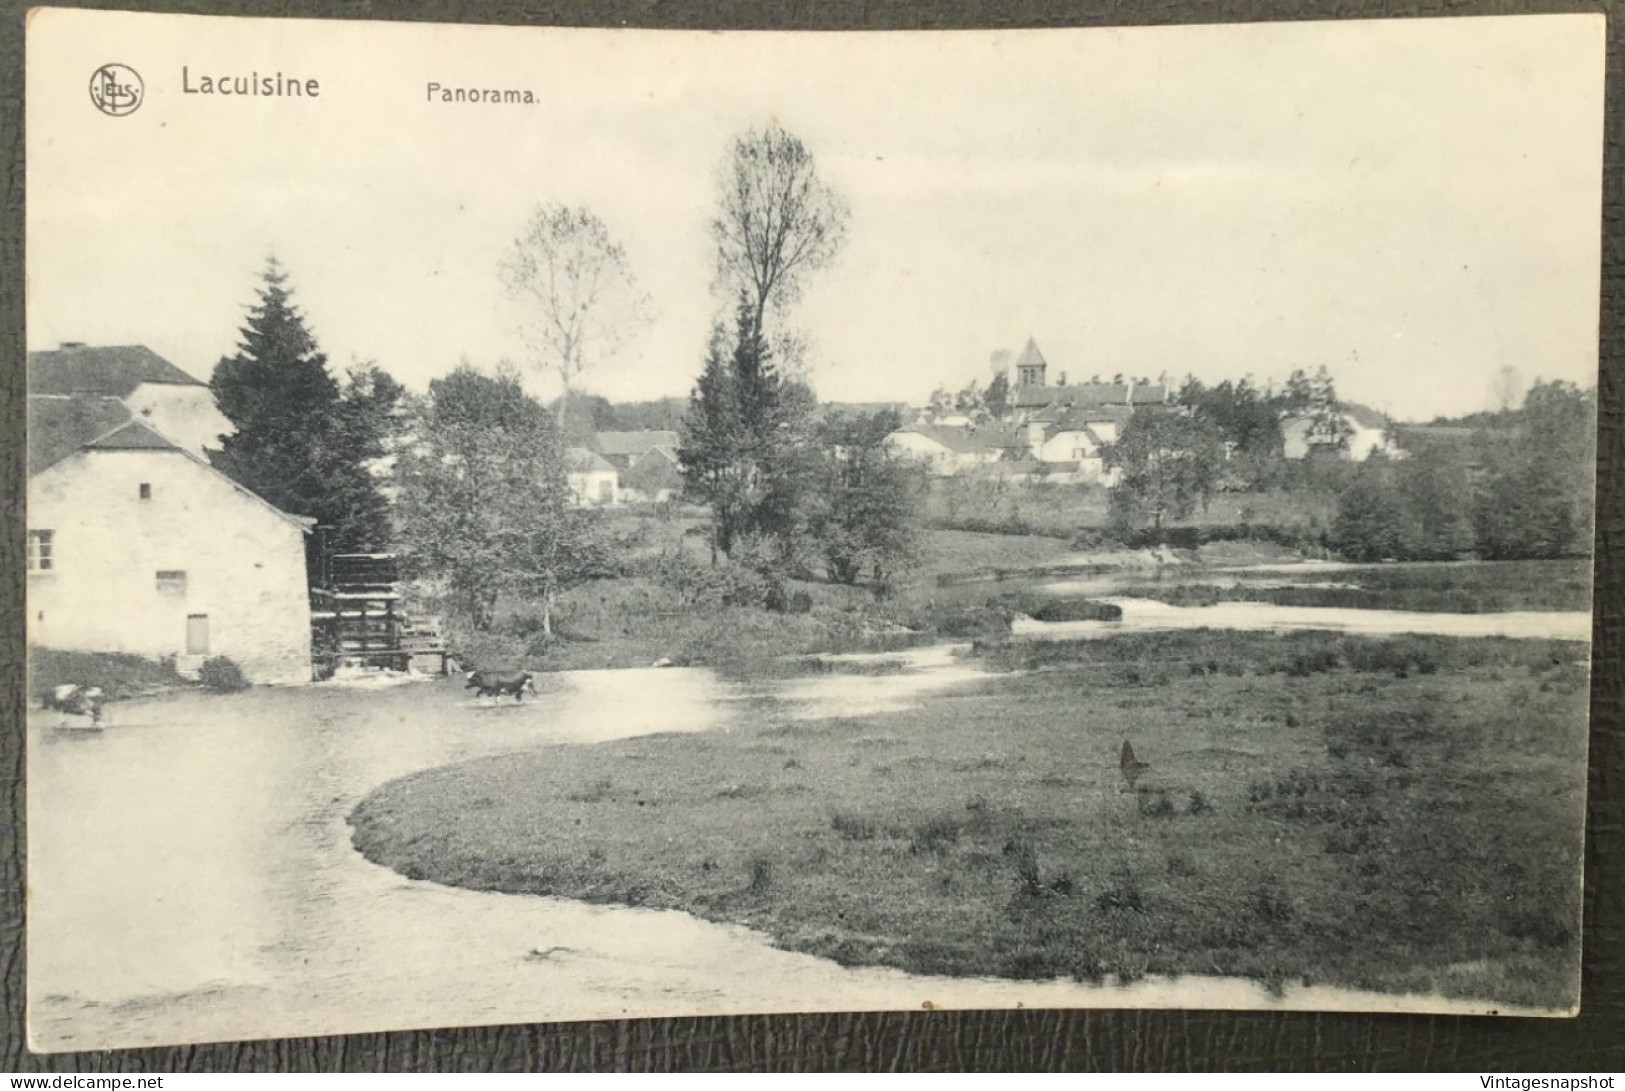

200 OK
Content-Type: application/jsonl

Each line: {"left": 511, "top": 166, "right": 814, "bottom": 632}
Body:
{"left": 30, "top": 598, "right": 1580, "bottom": 1050}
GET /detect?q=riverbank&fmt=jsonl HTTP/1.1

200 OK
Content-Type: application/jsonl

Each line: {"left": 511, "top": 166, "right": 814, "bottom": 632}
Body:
{"left": 349, "top": 628, "right": 1588, "bottom": 1012}
{"left": 453, "top": 532, "right": 1592, "bottom": 674}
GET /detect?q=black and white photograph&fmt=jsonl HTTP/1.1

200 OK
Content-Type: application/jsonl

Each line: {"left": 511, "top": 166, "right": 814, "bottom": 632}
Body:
{"left": 24, "top": 8, "right": 1604, "bottom": 1051}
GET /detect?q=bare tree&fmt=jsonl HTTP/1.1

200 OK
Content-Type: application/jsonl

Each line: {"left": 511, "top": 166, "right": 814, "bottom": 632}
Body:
{"left": 711, "top": 126, "right": 849, "bottom": 335}
{"left": 500, "top": 205, "right": 652, "bottom": 413}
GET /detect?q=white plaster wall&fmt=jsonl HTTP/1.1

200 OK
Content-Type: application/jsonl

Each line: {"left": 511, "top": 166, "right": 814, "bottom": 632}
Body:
{"left": 28, "top": 449, "right": 312, "bottom": 684}
{"left": 568, "top": 469, "right": 620, "bottom": 506}
{"left": 1037, "top": 430, "right": 1102, "bottom": 464}
{"left": 124, "top": 384, "right": 235, "bottom": 458}
{"left": 887, "top": 432, "right": 956, "bottom": 475}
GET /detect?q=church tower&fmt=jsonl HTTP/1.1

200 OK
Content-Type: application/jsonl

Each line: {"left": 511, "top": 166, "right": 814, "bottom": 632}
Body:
{"left": 1013, "top": 337, "right": 1048, "bottom": 387}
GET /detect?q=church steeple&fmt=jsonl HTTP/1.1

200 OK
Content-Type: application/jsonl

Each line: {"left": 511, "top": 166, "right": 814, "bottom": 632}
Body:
{"left": 1013, "top": 337, "right": 1048, "bottom": 387}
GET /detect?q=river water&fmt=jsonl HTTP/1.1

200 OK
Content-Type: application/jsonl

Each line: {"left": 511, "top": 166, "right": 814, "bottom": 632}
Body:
{"left": 30, "top": 597, "right": 1582, "bottom": 1050}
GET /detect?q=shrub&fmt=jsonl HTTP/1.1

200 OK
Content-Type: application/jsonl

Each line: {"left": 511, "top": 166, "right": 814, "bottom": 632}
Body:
{"left": 1095, "top": 872, "right": 1145, "bottom": 912}
{"left": 926, "top": 606, "right": 1013, "bottom": 639}
{"left": 198, "top": 656, "right": 249, "bottom": 693}
{"left": 1028, "top": 599, "right": 1124, "bottom": 623}
{"left": 910, "top": 814, "right": 963, "bottom": 853}
{"left": 746, "top": 853, "right": 775, "bottom": 895}
{"left": 831, "top": 812, "right": 879, "bottom": 840}
{"left": 29, "top": 648, "right": 187, "bottom": 701}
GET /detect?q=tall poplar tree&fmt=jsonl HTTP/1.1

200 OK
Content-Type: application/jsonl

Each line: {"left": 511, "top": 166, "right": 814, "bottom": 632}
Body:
{"left": 210, "top": 258, "right": 398, "bottom": 552}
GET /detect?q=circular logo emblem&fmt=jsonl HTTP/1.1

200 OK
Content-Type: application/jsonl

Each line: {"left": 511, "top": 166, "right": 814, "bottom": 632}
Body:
{"left": 89, "top": 64, "right": 143, "bottom": 116}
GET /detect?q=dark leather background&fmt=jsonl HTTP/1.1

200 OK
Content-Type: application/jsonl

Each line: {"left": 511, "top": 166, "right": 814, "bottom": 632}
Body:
{"left": 2, "top": 0, "right": 1620, "bottom": 1071}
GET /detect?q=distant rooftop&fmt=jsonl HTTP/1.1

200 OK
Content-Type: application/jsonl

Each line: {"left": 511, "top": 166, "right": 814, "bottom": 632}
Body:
{"left": 29, "top": 344, "right": 205, "bottom": 398}
{"left": 27, "top": 395, "right": 133, "bottom": 474}
{"left": 565, "top": 447, "right": 618, "bottom": 474}
{"left": 597, "top": 430, "right": 679, "bottom": 459}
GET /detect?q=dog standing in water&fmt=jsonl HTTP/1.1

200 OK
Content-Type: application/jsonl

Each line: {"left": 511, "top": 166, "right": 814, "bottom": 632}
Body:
{"left": 464, "top": 669, "right": 534, "bottom": 703}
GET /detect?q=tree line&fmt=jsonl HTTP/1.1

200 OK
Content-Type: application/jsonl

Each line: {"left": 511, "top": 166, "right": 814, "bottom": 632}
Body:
{"left": 202, "top": 124, "right": 923, "bottom": 640}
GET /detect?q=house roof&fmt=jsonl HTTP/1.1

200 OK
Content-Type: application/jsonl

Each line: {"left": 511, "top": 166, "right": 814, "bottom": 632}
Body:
{"left": 597, "top": 430, "right": 679, "bottom": 459}
{"left": 565, "top": 447, "right": 618, "bottom": 474}
{"left": 1282, "top": 404, "right": 1392, "bottom": 432}
{"left": 29, "top": 401, "right": 311, "bottom": 533}
{"left": 29, "top": 344, "right": 205, "bottom": 397}
{"left": 1037, "top": 405, "right": 1133, "bottom": 430}
{"left": 1044, "top": 422, "right": 1110, "bottom": 450}
{"left": 1010, "top": 382, "right": 1164, "bottom": 410}
{"left": 83, "top": 421, "right": 184, "bottom": 453}
{"left": 895, "top": 423, "right": 1024, "bottom": 455}
{"left": 28, "top": 395, "right": 133, "bottom": 474}
{"left": 1013, "top": 338, "right": 1047, "bottom": 369}
{"left": 632, "top": 445, "right": 680, "bottom": 467}
{"left": 1343, "top": 403, "right": 1389, "bottom": 430}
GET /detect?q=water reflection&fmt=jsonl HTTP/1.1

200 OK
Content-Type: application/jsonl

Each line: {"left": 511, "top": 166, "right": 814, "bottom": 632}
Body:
{"left": 1020, "top": 596, "right": 1592, "bottom": 641}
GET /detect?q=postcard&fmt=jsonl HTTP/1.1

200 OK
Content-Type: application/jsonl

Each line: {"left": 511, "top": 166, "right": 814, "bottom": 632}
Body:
{"left": 25, "top": 7, "right": 1604, "bottom": 1050}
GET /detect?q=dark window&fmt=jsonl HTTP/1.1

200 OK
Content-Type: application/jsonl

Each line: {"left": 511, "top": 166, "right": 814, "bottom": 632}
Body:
{"left": 156, "top": 570, "right": 187, "bottom": 595}
{"left": 28, "top": 530, "right": 53, "bottom": 571}
{"left": 139, "top": 483, "right": 152, "bottom": 500}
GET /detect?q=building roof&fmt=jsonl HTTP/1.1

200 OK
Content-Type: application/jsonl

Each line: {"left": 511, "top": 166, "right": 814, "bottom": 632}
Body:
{"left": 1343, "top": 403, "right": 1390, "bottom": 430}
{"left": 29, "top": 344, "right": 205, "bottom": 397}
{"left": 1036, "top": 405, "right": 1133, "bottom": 430}
{"left": 894, "top": 422, "right": 1024, "bottom": 455}
{"left": 83, "top": 421, "right": 184, "bottom": 453}
{"left": 28, "top": 395, "right": 133, "bottom": 474}
{"left": 29, "top": 398, "right": 311, "bottom": 533}
{"left": 1043, "top": 422, "right": 1110, "bottom": 450}
{"left": 1010, "top": 382, "right": 1169, "bottom": 411}
{"left": 596, "top": 430, "right": 679, "bottom": 459}
{"left": 632, "top": 444, "right": 680, "bottom": 467}
{"left": 565, "top": 447, "right": 618, "bottom": 474}
{"left": 1282, "top": 404, "right": 1392, "bottom": 432}
{"left": 1013, "top": 338, "right": 1048, "bottom": 370}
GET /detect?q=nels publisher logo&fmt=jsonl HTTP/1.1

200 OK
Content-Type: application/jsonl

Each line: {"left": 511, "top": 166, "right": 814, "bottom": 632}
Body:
{"left": 89, "top": 64, "right": 143, "bottom": 116}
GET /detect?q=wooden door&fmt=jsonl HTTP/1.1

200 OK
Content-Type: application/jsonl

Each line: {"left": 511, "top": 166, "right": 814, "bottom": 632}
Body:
{"left": 186, "top": 614, "right": 210, "bottom": 655}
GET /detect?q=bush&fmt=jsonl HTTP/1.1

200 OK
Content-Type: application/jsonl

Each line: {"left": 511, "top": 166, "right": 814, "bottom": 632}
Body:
{"left": 28, "top": 648, "right": 187, "bottom": 702}
{"left": 648, "top": 549, "right": 773, "bottom": 609}
{"left": 198, "top": 656, "right": 250, "bottom": 693}
{"left": 1028, "top": 599, "right": 1124, "bottom": 623}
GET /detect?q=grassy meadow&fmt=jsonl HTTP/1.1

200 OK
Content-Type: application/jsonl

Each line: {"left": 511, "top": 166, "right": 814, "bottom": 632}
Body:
{"left": 349, "top": 628, "right": 1589, "bottom": 1011}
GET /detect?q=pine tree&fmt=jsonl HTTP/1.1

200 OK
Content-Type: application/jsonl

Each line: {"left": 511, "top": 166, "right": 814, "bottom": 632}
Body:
{"left": 678, "top": 295, "right": 816, "bottom": 563}
{"left": 210, "top": 259, "right": 397, "bottom": 551}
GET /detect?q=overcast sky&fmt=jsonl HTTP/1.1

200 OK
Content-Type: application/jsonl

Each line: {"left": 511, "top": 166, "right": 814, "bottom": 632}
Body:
{"left": 28, "top": 10, "right": 1605, "bottom": 421}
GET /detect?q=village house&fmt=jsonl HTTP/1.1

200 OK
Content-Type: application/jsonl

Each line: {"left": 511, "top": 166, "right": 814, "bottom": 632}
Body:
{"left": 1282, "top": 404, "right": 1403, "bottom": 462}
{"left": 1025, "top": 406, "right": 1128, "bottom": 485}
{"left": 886, "top": 422, "right": 1023, "bottom": 475}
{"left": 595, "top": 429, "right": 680, "bottom": 472}
{"left": 28, "top": 382, "right": 314, "bottom": 685}
{"left": 591, "top": 429, "right": 684, "bottom": 503}
{"left": 564, "top": 447, "right": 620, "bottom": 506}
{"left": 621, "top": 445, "right": 684, "bottom": 503}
